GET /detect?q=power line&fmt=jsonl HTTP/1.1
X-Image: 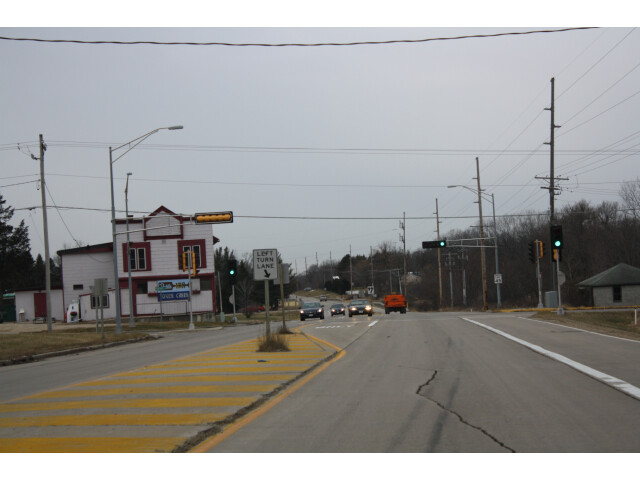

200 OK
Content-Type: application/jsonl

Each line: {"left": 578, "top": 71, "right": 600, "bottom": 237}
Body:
{"left": 557, "top": 28, "right": 636, "bottom": 100}
{"left": 5, "top": 139, "right": 639, "bottom": 156}
{"left": 14, "top": 204, "right": 623, "bottom": 220}
{"left": 0, "top": 28, "right": 598, "bottom": 48}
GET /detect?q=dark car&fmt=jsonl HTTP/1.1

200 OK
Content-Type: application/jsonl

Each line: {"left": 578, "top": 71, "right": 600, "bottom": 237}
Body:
{"left": 300, "top": 302, "right": 324, "bottom": 321}
{"left": 348, "top": 299, "right": 373, "bottom": 317}
{"left": 330, "top": 303, "right": 345, "bottom": 316}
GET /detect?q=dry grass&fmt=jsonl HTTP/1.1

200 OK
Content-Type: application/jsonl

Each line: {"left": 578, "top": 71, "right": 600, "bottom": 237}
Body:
{"left": 0, "top": 330, "right": 149, "bottom": 361}
{"left": 533, "top": 310, "right": 640, "bottom": 340}
{"left": 257, "top": 333, "right": 290, "bottom": 352}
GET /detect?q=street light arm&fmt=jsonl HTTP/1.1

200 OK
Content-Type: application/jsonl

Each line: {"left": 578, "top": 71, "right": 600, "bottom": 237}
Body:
{"left": 110, "top": 125, "right": 183, "bottom": 162}
{"left": 448, "top": 184, "right": 494, "bottom": 204}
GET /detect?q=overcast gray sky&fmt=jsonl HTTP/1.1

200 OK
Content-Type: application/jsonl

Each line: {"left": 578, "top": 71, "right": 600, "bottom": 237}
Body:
{"left": 2, "top": 3, "right": 639, "bottom": 274}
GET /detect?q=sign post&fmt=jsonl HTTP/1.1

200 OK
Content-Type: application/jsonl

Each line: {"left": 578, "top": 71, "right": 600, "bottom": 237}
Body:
{"left": 94, "top": 278, "right": 107, "bottom": 339}
{"left": 253, "top": 249, "right": 279, "bottom": 337}
{"left": 156, "top": 277, "right": 192, "bottom": 327}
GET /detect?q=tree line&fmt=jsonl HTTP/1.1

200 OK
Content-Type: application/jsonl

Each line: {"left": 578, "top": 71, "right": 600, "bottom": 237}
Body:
{"left": 3, "top": 180, "right": 640, "bottom": 312}
{"left": 297, "top": 181, "right": 640, "bottom": 310}
{"left": 0, "top": 194, "right": 62, "bottom": 302}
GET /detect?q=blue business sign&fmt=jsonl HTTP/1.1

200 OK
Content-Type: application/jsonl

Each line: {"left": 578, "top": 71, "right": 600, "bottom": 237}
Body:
{"left": 157, "top": 279, "right": 191, "bottom": 302}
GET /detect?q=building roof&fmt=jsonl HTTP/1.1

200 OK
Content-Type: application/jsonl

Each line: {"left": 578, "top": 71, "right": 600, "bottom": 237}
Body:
{"left": 577, "top": 263, "right": 640, "bottom": 288}
{"left": 57, "top": 242, "right": 113, "bottom": 256}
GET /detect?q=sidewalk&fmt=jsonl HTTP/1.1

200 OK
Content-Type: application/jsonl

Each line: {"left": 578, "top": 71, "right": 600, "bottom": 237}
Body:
{"left": 0, "top": 332, "right": 336, "bottom": 453}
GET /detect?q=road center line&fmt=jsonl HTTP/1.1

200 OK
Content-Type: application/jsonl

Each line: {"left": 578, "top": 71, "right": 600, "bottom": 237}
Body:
{"left": 368, "top": 320, "right": 378, "bottom": 327}
{"left": 461, "top": 317, "right": 640, "bottom": 401}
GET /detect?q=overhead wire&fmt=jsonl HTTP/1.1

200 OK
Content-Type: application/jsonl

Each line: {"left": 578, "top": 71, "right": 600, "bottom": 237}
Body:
{"left": 0, "top": 28, "right": 598, "bottom": 48}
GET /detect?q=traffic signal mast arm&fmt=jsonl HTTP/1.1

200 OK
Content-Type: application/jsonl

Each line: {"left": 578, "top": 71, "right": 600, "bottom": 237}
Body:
{"left": 422, "top": 240, "right": 447, "bottom": 248}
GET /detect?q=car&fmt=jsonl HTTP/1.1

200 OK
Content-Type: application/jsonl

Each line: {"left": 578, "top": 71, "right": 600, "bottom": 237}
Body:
{"left": 348, "top": 299, "right": 373, "bottom": 317}
{"left": 330, "top": 303, "right": 345, "bottom": 316}
{"left": 300, "top": 302, "right": 324, "bottom": 321}
{"left": 319, "top": 295, "right": 327, "bottom": 302}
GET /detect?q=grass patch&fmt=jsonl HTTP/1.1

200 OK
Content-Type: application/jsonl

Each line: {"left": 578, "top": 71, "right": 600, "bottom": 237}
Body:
{"left": 0, "top": 331, "right": 149, "bottom": 362}
{"left": 533, "top": 310, "right": 640, "bottom": 340}
{"left": 278, "top": 324, "right": 294, "bottom": 335}
{"left": 257, "top": 333, "right": 290, "bottom": 352}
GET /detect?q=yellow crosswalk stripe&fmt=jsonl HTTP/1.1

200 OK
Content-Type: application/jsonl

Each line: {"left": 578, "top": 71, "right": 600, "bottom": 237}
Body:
{"left": 0, "top": 437, "right": 185, "bottom": 453}
{"left": 0, "top": 413, "right": 227, "bottom": 427}
{"left": 0, "top": 397, "right": 258, "bottom": 412}
{"left": 77, "top": 374, "right": 295, "bottom": 386}
{"left": 32, "top": 384, "right": 277, "bottom": 399}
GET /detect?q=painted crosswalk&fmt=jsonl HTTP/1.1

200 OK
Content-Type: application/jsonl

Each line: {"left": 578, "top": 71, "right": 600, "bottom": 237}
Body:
{"left": 0, "top": 333, "right": 334, "bottom": 452}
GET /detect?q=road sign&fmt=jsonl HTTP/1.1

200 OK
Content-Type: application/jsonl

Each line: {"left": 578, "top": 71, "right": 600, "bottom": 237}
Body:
{"left": 494, "top": 274, "right": 503, "bottom": 284}
{"left": 280, "top": 263, "right": 290, "bottom": 284}
{"left": 156, "top": 279, "right": 191, "bottom": 302}
{"left": 367, "top": 285, "right": 375, "bottom": 295}
{"left": 558, "top": 270, "right": 566, "bottom": 286}
{"left": 253, "top": 249, "right": 279, "bottom": 281}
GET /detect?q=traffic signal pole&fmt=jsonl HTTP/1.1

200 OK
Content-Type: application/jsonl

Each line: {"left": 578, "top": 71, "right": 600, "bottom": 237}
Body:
{"left": 556, "top": 252, "right": 564, "bottom": 315}
{"left": 536, "top": 241, "right": 544, "bottom": 308}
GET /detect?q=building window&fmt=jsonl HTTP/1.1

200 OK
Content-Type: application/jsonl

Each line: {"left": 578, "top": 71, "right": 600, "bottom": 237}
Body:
{"left": 177, "top": 240, "right": 207, "bottom": 270}
{"left": 613, "top": 285, "right": 622, "bottom": 302}
{"left": 123, "top": 242, "right": 151, "bottom": 272}
{"left": 73, "top": 284, "right": 83, "bottom": 290}
{"left": 137, "top": 282, "right": 148, "bottom": 294}
{"left": 182, "top": 244, "right": 201, "bottom": 268}
{"left": 91, "top": 294, "right": 109, "bottom": 309}
{"left": 200, "top": 277, "right": 212, "bottom": 291}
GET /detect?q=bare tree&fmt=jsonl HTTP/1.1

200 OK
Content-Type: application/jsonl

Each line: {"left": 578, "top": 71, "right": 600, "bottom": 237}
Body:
{"left": 619, "top": 179, "right": 640, "bottom": 219}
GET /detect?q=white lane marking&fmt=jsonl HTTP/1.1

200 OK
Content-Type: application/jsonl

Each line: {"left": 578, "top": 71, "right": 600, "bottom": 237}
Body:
{"left": 462, "top": 317, "right": 640, "bottom": 401}
{"left": 315, "top": 325, "right": 353, "bottom": 329}
{"left": 517, "top": 316, "right": 640, "bottom": 343}
{"left": 369, "top": 320, "right": 378, "bottom": 327}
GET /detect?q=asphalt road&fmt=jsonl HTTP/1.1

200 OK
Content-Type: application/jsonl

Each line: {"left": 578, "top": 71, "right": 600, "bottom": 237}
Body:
{"left": 206, "top": 310, "right": 640, "bottom": 453}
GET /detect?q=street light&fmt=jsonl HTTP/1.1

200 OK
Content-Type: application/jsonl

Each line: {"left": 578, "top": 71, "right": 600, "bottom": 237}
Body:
{"left": 448, "top": 168, "right": 499, "bottom": 311}
{"left": 109, "top": 126, "right": 183, "bottom": 333}
{"left": 125, "top": 172, "right": 134, "bottom": 327}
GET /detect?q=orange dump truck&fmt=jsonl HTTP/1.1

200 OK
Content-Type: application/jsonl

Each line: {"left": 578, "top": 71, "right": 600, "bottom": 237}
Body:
{"left": 384, "top": 294, "right": 407, "bottom": 314}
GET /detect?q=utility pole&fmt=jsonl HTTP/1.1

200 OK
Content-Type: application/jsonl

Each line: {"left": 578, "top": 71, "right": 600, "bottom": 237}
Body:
{"left": 349, "top": 245, "right": 353, "bottom": 295}
{"left": 491, "top": 193, "right": 502, "bottom": 308}
{"left": 329, "top": 251, "right": 333, "bottom": 278}
{"left": 475, "top": 157, "right": 488, "bottom": 311}
{"left": 435, "top": 199, "right": 443, "bottom": 309}
{"left": 443, "top": 252, "right": 456, "bottom": 308}
{"left": 542, "top": 77, "right": 565, "bottom": 292}
{"left": 400, "top": 212, "right": 407, "bottom": 296}
{"left": 34, "top": 135, "right": 53, "bottom": 333}
{"left": 370, "top": 246, "right": 374, "bottom": 295}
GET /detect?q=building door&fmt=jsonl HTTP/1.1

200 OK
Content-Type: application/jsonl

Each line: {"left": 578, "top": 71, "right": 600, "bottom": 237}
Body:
{"left": 34, "top": 292, "right": 47, "bottom": 318}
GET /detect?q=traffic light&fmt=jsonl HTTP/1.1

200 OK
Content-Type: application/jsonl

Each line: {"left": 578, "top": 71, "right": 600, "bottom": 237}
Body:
{"left": 181, "top": 251, "right": 196, "bottom": 275}
{"left": 538, "top": 241, "right": 545, "bottom": 259}
{"left": 194, "top": 211, "right": 233, "bottom": 224}
{"left": 550, "top": 224, "right": 563, "bottom": 249}
{"left": 528, "top": 241, "right": 536, "bottom": 263}
{"left": 229, "top": 259, "right": 237, "bottom": 285}
{"left": 422, "top": 240, "right": 447, "bottom": 249}
{"left": 552, "top": 248, "right": 562, "bottom": 262}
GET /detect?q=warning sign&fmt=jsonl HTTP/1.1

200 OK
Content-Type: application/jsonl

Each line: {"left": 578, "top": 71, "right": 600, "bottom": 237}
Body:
{"left": 253, "top": 249, "right": 279, "bottom": 281}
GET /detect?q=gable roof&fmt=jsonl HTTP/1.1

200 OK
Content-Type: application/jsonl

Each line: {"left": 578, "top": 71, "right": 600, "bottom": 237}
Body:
{"left": 577, "top": 263, "right": 640, "bottom": 288}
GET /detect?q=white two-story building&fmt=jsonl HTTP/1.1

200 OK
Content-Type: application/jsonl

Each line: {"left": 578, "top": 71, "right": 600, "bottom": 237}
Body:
{"left": 58, "top": 206, "right": 219, "bottom": 321}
